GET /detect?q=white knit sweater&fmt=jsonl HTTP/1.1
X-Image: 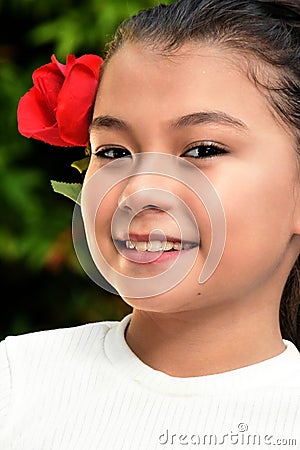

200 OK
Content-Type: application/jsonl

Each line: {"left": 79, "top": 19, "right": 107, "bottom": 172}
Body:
{"left": 1, "top": 314, "right": 300, "bottom": 449}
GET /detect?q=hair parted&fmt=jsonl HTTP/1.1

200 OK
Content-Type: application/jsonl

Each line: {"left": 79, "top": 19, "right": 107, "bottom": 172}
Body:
{"left": 104, "top": 0, "right": 300, "bottom": 348}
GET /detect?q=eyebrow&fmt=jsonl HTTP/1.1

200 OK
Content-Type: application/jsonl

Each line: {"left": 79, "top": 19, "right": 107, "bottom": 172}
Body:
{"left": 171, "top": 111, "right": 248, "bottom": 131}
{"left": 89, "top": 115, "right": 128, "bottom": 132}
{"left": 89, "top": 111, "right": 248, "bottom": 132}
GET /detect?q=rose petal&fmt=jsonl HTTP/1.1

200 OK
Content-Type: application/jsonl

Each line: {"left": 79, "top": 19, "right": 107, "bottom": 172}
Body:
{"left": 33, "top": 63, "right": 65, "bottom": 112}
{"left": 30, "top": 124, "right": 72, "bottom": 147}
{"left": 57, "top": 62, "right": 100, "bottom": 145}
{"left": 17, "top": 87, "right": 70, "bottom": 146}
{"left": 76, "top": 54, "right": 103, "bottom": 78}
{"left": 51, "top": 54, "right": 76, "bottom": 77}
{"left": 17, "top": 87, "right": 54, "bottom": 133}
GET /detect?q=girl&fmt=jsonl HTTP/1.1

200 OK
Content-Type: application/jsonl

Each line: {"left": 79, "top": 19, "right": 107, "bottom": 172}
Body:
{"left": 1, "top": 0, "right": 300, "bottom": 448}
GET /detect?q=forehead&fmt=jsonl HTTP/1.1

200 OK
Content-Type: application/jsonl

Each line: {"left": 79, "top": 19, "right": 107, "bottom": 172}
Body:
{"left": 93, "top": 43, "right": 286, "bottom": 136}
{"left": 98, "top": 43, "right": 248, "bottom": 101}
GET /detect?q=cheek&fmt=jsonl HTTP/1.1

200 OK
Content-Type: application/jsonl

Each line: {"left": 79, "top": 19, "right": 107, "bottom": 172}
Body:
{"left": 81, "top": 168, "right": 122, "bottom": 268}
{"left": 94, "top": 187, "right": 121, "bottom": 255}
{"left": 187, "top": 191, "right": 214, "bottom": 256}
{"left": 217, "top": 163, "right": 295, "bottom": 274}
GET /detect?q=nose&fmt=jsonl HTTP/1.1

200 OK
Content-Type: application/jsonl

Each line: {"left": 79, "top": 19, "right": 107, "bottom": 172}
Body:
{"left": 117, "top": 174, "right": 178, "bottom": 214}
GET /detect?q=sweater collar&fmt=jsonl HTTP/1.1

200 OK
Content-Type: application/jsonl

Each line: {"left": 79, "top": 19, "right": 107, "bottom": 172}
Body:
{"left": 104, "top": 314, "right": 300, "bottom": 396}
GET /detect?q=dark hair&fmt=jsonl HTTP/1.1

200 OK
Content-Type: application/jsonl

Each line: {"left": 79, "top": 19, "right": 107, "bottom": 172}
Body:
{"left": 104, "top": 0, "right": 300, "bottom": 349}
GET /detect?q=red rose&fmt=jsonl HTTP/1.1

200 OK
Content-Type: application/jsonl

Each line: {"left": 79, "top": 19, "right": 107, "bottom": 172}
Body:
{"left": 17, "top": 54, "right": 103, "bottom": 147}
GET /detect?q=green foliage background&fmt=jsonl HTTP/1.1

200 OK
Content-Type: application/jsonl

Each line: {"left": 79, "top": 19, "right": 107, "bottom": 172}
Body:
{"left": 0, "top": 0, "right": 172, "bottom": 340}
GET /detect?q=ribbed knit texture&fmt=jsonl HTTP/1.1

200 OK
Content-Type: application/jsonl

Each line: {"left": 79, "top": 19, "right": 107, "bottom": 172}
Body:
{"left": 1, "top": 314, "right": 300, "bottom": 449}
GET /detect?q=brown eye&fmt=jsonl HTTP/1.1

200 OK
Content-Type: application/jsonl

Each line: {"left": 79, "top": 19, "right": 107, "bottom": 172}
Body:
{"left": 184, "top": 142, "right": 228, "bottom": 158}
{"left": 94, "top": 147, "right": 131, "bottom": 159}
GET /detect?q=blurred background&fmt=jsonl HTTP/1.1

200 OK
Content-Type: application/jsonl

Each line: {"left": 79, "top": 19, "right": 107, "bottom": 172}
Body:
{"left": 0, "top": 0, "right": 172, "bottom": 340}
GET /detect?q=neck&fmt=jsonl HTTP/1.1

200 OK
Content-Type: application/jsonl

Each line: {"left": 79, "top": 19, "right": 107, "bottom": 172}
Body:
{"left": 125, "top": 300, "right": 286, "bottom": 377}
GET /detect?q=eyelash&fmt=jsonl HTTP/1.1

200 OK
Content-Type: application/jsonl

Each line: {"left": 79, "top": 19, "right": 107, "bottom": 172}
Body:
{"left": 92, "top": 142, "right": 228, "bottom": 160}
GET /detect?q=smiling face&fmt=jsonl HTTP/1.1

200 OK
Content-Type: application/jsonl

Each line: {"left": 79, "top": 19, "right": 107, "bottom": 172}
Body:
{"left": 82, "top": 43, "right": 300, "bottom": 314}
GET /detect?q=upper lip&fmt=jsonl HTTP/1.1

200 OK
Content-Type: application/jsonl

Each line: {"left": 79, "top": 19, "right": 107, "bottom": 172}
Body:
{"left": 113, "top": 233, "right": 198, "bottom": 244}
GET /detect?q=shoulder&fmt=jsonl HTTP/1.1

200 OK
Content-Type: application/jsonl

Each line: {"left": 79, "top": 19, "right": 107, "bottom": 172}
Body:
{"left": 0, "top": 316, "right": 130, "bottom": 391}
{"left": 1, "top": 318, "right": 124, "bottom": 366}
{"left": 0, "top": 316, "right": 131, "bottom": 423}
{"left": 0, "top": 315, "right": 132, "bottom": 432}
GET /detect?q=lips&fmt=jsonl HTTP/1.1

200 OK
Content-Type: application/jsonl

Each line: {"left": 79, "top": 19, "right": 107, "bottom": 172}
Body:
{"left": 118, "top": 246, "right": 176, "bottom": 264}
{"left": 112, "top": 232, "right": 199, "bottom": 264}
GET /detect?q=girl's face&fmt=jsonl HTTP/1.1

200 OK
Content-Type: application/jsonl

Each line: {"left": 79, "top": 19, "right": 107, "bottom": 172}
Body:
{"left": 83, "top": 43, "right": 300, "bottom": 313}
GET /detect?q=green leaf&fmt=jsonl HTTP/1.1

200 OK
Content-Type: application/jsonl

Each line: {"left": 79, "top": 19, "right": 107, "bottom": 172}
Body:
{"left": 50, "top": 180, "right": 82, "bottom": 204}
{"left": 71, "top": 156, "right": 90, "bottom": 174}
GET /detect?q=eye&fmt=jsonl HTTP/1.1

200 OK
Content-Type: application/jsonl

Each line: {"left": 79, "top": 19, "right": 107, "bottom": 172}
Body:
{"left": 92, "top": 146, "right": 131, "bottom": 159}
{"left": 92, "top": 142, "right": 228, "bottom": 159}
{"left": 183, "top": 142, "right": 228, "bottom": 158}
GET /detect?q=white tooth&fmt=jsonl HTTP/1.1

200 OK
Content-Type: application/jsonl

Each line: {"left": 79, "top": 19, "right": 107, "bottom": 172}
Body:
{"left": 148, "top": 240, "right": 163, "bottom": 252}
{"left": 173, "top": 242, "right": 182, "bottom": 251}
{"left": 164, "top": 241, "right": 174, "bottom": 251}
{"left": 126, "top": 240, "right": 135, "bottom": 249}
{"left": 135, "top": 241, "right": 148, "bottom": 252}
{"left": 125, "top": 240, "right": 183, "bottom": 252}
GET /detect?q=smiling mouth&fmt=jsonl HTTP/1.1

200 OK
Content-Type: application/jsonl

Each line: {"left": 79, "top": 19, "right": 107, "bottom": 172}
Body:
{"left": 114, "top": 239, "right": 199, "bottom": 253}
{"left": 113, "top": 235, "right": 199, "bottom": 264}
